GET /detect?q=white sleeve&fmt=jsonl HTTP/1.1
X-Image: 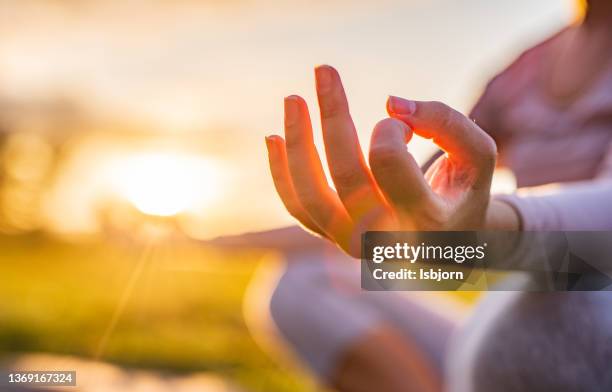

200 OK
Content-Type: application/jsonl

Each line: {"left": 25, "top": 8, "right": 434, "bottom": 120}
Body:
{"left": 494, "top": 180, "right": 612, "bottom": 230}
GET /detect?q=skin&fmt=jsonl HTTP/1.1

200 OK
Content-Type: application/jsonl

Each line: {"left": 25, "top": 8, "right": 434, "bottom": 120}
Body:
{"left": 266, "top": 66, "right": 517, "bottom": 259}
{"left": 329, "top": 324, "right": 442, "bottom": 392}
{"left": 265, "top": 0, "right": 612, "bottom": 251}
{"left": 264, "top": 3, "right": 612, "bottom": 391}
{"left": 265, "top": 65, "right": 515, "bottom": 392}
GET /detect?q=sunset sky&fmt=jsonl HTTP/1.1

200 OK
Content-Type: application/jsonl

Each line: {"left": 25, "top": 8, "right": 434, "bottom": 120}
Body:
{"left": 0, "top": 0, "right": 576, "bottom": 237}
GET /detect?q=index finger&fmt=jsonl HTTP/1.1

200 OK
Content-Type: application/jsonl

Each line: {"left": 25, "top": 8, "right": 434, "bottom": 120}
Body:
{"left": 387, "top": 96, "right": 497, "bottom": 167}
{"left": 387, "top": 96, "right": 497, "bottom": 188}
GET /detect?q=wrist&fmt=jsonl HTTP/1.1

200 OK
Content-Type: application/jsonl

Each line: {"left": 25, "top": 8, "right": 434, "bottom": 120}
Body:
{"left": 485, "top": 198, "right": 521, "bottom": 230}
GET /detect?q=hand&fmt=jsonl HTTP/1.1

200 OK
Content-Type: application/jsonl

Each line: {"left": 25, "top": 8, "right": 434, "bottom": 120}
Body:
{"left": 266, "top": 65, "right": 499, "bottom": 257}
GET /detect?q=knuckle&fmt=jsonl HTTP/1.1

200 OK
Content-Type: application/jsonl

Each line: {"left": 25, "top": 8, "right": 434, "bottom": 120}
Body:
{"left": 284, "top": 202, "right": 304, "bottom": 220}
{"left": 430, "top": 100, "right": 452, "bottom": 114}
{"left": 332, "top": 165, "right": 363, "bottom": 188}
{"left": 480, "top": 132, "right": 497, "bottom": 165}
{"left": 485, "top": 136, "right": 498, "bottom": 157}
{"left": 369, "top": 144, "right": 403, "bottom": 170}
{"left": 479, "top": 135, "right": 498, "bottom": 168}
{"left": 295, "top": 189, "right": 321, "bottom": 211}
{"left": 283, "top": 135, "right": 301, "bottom": 152}
{"left": 430, "top": 100, "right": 450, "bottom": 110}
{"left": 429, "top": 101, "right": 460, "bottom": 129}
{"left": 320, "top": 101, "right": 343, "bottom": 120}
{"left": 370, "top": 118, "right": 409, "bottom": 168}
{"left": 444, "top": 109, "right": 462, "bottom": 130}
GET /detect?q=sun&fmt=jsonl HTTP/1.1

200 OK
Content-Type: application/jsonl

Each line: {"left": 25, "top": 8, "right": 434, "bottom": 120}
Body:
{"left": 112, "top": 152, "right": 220, "bottom": 217}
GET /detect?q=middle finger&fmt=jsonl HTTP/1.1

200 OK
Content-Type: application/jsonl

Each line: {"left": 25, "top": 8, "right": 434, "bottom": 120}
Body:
{"left": 315, "top": 65, "right": 390, "bottom": 226}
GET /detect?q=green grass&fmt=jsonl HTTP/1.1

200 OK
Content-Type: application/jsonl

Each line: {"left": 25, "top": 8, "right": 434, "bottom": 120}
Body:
{"left": 0, "top": 234, "right": 320, "bottom": 392}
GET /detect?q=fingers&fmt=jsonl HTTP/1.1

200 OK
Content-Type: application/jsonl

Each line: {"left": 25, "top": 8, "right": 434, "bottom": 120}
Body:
{"left": 387, "top": 96, "right": 496, "bottom": 187}
{"left": 265, "top": 135, "right": 328, "bottom": 237}
{"left": 282, "top": 95, "right": 353, "bottom": 247}
{"left": 315, "top": 65, "right": 389, "bottom": 223}
{"left": 368, "top": 118, "right": 434, "bottom": 212}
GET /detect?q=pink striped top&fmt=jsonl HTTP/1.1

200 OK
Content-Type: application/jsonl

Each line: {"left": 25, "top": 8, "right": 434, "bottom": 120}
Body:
{"left": 471, "top": 28, "right": 612, "bottom": 188}
{"left": 471, "top": 28, "right": 612, "bottom": 230}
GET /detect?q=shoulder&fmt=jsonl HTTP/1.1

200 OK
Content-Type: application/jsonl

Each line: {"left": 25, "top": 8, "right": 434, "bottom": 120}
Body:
{"left": 470, "top": 28, "right": 570, "bottom": 129}
{"left": 485, "top": 27, "right": 569, "bottom": 100}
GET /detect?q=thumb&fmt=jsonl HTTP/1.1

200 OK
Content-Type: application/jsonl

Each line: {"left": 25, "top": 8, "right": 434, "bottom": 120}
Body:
{"left": 387, "top": 96, "right": 497, "bottom": 167}
{"left": 386, "top": 96, "right": 497, "bottom": 176}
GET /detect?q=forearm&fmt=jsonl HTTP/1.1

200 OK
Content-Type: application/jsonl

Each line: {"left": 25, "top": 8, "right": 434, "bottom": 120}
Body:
{"left": 492, "top": 181, "right": 612, "bottom": 231}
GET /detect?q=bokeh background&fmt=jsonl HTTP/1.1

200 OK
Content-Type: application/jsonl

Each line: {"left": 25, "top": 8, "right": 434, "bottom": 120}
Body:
{"left": 0, "top": 1, "right": 578, "bottom": 391}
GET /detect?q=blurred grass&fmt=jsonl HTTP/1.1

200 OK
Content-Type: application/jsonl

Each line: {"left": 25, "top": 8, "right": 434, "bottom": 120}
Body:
{"left": 0, "top": 234, "right": 320, "bottom": 392}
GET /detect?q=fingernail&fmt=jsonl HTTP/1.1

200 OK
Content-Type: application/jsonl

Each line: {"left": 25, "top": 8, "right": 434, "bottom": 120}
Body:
{"left": 388, "top": 96, "right": 416, "bottom": 115}
{"left": 265, "top": 136, "right": 273, "bottom": 150}
{"left": 284, "top": 96, "right": 299, "bottom": 126}
{"left": 315, "top": 65, "right": 333, "bottom": 93}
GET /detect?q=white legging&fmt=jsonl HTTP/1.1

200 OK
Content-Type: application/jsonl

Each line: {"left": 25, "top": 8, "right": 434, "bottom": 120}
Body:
{"left": 269, "top": 251, "right": 459, "bottom": 379}
{"left": 268, "top": 181, "right": 612, "bottom": 389}
{"left": 269, "top": 257, "right": 612, "bottom": 391}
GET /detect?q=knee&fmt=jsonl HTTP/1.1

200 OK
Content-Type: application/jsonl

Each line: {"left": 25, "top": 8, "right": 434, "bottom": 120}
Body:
{"left": 472, "top": 292, "right": 612, "bottom": 392}
{"left": 268, "top": 262, "right": 322, "bottom": 339}
{"left": 267, "top": 260, "right": 373, "bottom": 379}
